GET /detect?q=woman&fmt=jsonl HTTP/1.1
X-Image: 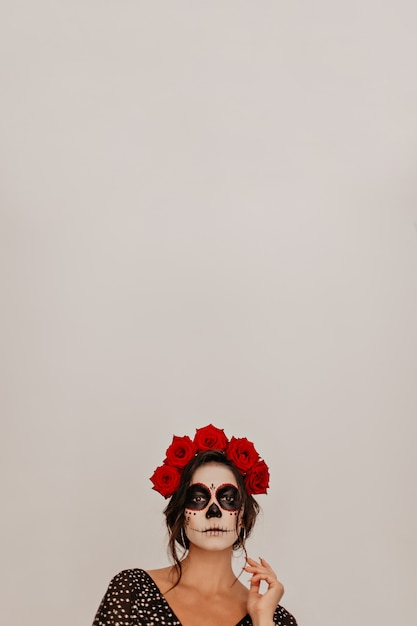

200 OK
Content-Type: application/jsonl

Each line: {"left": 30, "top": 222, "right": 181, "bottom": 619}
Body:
{"left": 93, "top": 424, "right": 297, "bottom": 626}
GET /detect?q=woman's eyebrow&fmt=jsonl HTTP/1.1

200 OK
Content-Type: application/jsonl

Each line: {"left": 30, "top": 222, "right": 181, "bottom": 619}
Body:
{"left": 188, "top": 482, "right": 211, "bottom": 493}
{"left": 216, "top": 483, "right": 239, "bottom": 493}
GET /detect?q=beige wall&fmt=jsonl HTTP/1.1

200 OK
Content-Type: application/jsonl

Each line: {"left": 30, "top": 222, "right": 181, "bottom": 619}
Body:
{"left": 1, "top": 2, "right": 417, "bottom": 625}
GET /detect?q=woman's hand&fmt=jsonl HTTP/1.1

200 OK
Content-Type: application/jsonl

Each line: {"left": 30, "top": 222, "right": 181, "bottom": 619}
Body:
{"left": 244, "top": 556, "right": 284, "bottom": 626}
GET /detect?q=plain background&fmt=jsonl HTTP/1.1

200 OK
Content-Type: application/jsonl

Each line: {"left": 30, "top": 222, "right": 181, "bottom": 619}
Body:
{"left": 1, "top": 2, "right": 417, "bottom": 625}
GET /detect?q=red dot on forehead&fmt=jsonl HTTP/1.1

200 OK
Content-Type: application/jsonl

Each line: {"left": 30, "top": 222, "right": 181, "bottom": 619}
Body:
{"left": 189, "top": 481, "right": 238, "bottom": 491}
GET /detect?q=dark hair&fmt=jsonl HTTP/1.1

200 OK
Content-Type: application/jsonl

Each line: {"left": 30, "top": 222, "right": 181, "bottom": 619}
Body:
{"left": 164, "top": 450, "right": 260, "bottom": 585}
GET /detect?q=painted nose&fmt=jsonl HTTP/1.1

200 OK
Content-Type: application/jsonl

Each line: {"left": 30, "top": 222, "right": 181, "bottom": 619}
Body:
{"left": 206, "top": 502, "right": 222, "bottom": 518}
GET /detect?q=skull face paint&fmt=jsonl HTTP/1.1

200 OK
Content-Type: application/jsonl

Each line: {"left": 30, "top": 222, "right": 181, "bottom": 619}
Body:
{"left": 185, "top": 483, "right": 241, "bottom": 513}
{"left": 184, "top": 462, "right": 243, "bottom": 550}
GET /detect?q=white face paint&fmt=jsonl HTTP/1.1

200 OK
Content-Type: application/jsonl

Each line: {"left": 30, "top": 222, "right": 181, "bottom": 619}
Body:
{"left": 184, "top": 462, "right": 243, "bottom": 551}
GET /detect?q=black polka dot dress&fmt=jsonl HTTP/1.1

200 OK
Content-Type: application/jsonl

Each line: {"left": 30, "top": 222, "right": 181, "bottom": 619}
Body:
{"left": 93, "top": 569, "right": 297, "bottom": 626}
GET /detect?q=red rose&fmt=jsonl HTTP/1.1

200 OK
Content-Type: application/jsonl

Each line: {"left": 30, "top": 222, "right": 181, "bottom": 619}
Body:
{"left": 165, "top": 435, "right": 197, "bottom": 468}
{"left": 150, "top": 464, "right": 181, "bottom": 498}
{"left": 193, "top": 424, "right": 228, "bottom": 452}
{"left": 226, "top": 437, "right": 260, "bottom": 474}
{"left": 244, "top": 459, "right": 270, "bottom": 495}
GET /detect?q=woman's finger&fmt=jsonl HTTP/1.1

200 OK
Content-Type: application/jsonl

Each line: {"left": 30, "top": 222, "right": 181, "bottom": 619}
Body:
{"left": 259, "top": 557, "right": 273, "bottom": 570}
{"left": 248, "top": 575, "right": 261, "bottom": 593}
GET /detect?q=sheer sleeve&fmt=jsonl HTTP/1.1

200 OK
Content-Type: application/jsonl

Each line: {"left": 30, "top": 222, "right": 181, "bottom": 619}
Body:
{"left": 93, "top": 570, "right": 137, "bottom": 626}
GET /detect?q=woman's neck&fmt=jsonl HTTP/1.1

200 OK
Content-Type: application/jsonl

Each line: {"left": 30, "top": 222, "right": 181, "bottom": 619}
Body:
{"left": 177, "top": 547, "right": 240, "bottom": 593}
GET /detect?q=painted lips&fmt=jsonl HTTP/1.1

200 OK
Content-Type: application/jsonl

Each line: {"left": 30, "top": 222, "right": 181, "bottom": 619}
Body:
{"left": 189, "top": 527, "right": 235, "bottom": 534}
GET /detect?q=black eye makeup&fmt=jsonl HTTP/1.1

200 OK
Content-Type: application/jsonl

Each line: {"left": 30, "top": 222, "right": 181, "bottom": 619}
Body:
{"left": 185, "top": 483, "right": 241, "bottom": 512}
{"left": 185, "top": 484, "right": 211, "bottom": 510}
{"left": 216, "top": 484, "right": 241, "bottom": 511}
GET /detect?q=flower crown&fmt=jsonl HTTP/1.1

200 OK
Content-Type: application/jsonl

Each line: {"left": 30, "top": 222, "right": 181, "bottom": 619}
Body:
{"left": 150, "top": 424, "right": 270, "bottom": 498}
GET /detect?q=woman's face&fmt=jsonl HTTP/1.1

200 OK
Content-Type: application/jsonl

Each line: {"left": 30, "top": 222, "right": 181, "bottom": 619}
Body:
{"left": 184, "top": 462, "right": 243, "bottom": 551}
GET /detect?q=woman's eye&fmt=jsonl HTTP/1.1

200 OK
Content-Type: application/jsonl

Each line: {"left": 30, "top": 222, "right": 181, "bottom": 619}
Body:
{"left": 186, "top": 485, "right": 211, "bottom": 509}
{"left": 216, "top": 486, "right": 241, "bottom": 510}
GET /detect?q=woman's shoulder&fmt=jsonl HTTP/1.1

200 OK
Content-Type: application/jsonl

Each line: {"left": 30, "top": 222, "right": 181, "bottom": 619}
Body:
{"left": 105, "top": 567, "right": 175, "bottom": 593}
{"left": 101, "top": 567, "right": 158, "bottom": 596}
{"left": 106, "top": 568, "right": 149, "bottom": 584}
{"left": 145, "top": 566, "right": 175, "bottom": 592}
{"left": 93, "top": 569, "right": 179, "bottom": 626}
